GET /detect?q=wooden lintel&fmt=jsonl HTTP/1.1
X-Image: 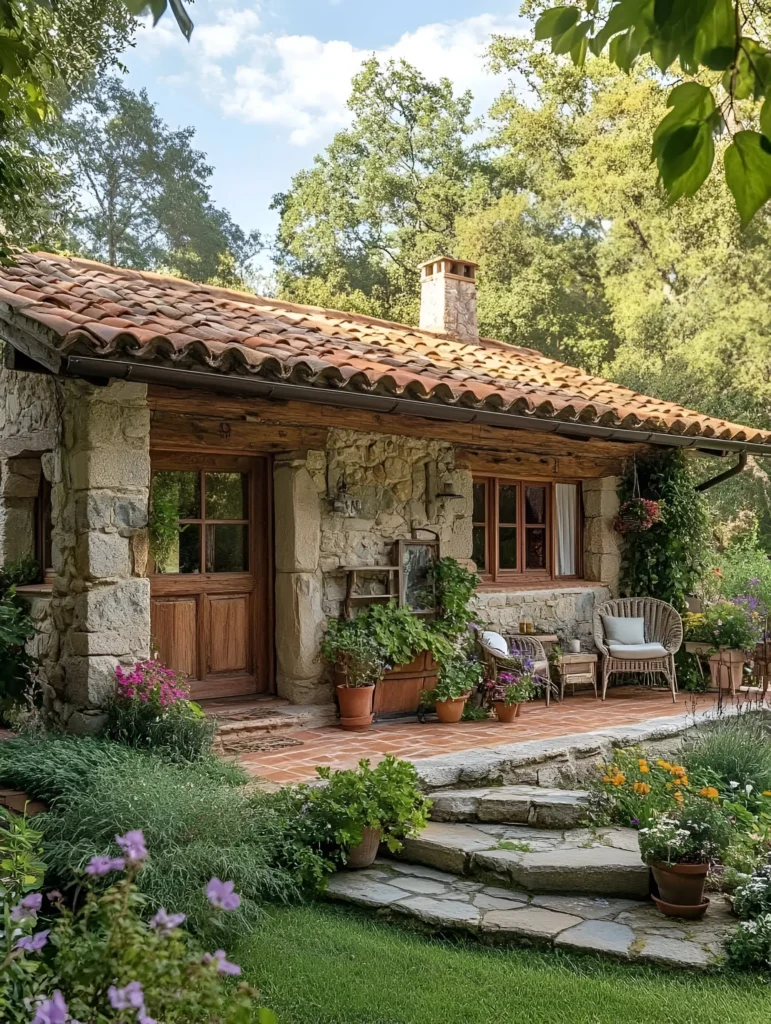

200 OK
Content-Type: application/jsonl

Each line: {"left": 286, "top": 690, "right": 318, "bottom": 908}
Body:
{"left": 454, "top": 447, "right": 624, "bottom": 480}
{"left": 148, "top": 384, "right": 651, "bottom": 464}
{"left": 149, "top": 410, "right": 327, "bottom": 454}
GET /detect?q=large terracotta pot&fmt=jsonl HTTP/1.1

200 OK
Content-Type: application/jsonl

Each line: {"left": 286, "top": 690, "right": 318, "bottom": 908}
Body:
{"left": 493, "top": 701, "right": 522, "bottom": 723}
{"left": 434, "top": 694, "right": 469, "bottom": 723}
{"left": 346, "top": 826, "right": 381, "bottom": 869}
{"left": 336, "top": 684, "right": 375, "bottom": 731}
{"left": 708, "top": 649, "right": 746, "bottom": 693}
{"left": 651, "top": 861, "right": 709, "bottom": 907}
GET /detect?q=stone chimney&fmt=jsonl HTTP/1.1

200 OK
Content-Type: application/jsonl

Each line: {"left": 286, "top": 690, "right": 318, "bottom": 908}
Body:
{"left": 418, "top": 256, "right": 478, "bottom": 342}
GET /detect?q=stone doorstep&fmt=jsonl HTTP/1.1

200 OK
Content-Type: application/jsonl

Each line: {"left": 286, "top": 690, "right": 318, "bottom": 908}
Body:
{"left": 210, "top": 703, "right": 337, "bottom": 755}
{"left": 411, "top": 703, "right": 761, "bottom": 791}
{"left": 325, "top": 862, "right": 731, "bottom": 970}
{"left": 428, "top": 785, "right": 590, "bottom": 828}
{"left": 395, "top": 821, "right": 649, "bottom": 897}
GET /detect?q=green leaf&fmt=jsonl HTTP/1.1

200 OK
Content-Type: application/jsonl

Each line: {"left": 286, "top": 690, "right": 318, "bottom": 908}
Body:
{"left": 723, "top": 39, "right": 771, "bottom": 100}
{"left": 724, "top": 130, "right": 771, "bottom": 226}
{"left": 761, "top": 97, "right": 771, "bottom": 141}
{"left": 571, "top": 31, "right": 590, "bottom": 64}
{"left": 609, "top": 26, "right": 642, "bottom": 70}
{"left": 553, "top": 19, "right": 592, "bottom": 56}
{"left": 534, "top": 6, "right": 580, "bottom": 40}
{"left": 591, "top": 0, "right": 643, "bottom": 52}
{"left": 652, "top": 81, "right": 716, "bottom": 144}
{"left": 694, "top": 0, "right": 736, "bottom": 69}
{"left": 655, "top": 122, "right": 715, "bottom": 200}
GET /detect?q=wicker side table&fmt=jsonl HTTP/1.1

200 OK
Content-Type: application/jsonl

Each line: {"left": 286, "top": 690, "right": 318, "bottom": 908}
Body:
{"left": 557, "top": 652, "right": 598, "bottom": 700}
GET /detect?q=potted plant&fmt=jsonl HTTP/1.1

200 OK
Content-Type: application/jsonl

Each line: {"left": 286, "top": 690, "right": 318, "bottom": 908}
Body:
{"left": 684, "top": 602, "right": 760, "bottom": 692}
{"left": 288, "top": 755, "right": 432, "bottom": 870}
{"left": 422, "top": 655, "right": 483, "bottom": 723}
{"left": 489, "top": 660, "right": 536, "bottom": 723}
{"left": 638, "top": 799, "right": 733, "bottom": 919}
{"left": 321, "top": 618, "right": 386, "bottom": 731}
{"left": 364, "top": 603, "right": 437, "bottom": 715}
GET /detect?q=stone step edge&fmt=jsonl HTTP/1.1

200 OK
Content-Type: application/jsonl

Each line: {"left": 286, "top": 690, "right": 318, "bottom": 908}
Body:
{"left": 428, "top": 785, "right": 590, "bottom": 828}
{"left": 411, "top": 703, "right": 754, "bottom": 791}
{"left": 324, "top": 871, "right": 723, "bottom": 971}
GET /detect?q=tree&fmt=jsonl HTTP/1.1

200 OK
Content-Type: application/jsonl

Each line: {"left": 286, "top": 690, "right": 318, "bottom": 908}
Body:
{"left": 530, "top": 0, "right": 771, "bottom": 223}
{"left": 272, "top": 57, "right": 483, "bottom": 324}
{"left": 0, "top": 0, "right": 135, "bottom": 255}
{"left": 56, "top": 77, "right": 261, "bottom": 284}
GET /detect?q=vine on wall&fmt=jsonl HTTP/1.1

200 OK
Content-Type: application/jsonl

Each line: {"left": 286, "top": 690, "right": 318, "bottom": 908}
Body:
{"left": 618, "top": 451, "right": 709, "bottom": 613}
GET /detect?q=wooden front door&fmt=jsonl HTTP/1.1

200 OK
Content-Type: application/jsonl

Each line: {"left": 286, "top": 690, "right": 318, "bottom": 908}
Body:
{"left": 149, "top": 454, "right": 272, "bottom": 699}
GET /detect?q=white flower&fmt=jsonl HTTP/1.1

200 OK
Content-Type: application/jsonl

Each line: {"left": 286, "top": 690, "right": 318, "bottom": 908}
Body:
{"left": 729, "top": 781, "right": 740, "bottom": 789}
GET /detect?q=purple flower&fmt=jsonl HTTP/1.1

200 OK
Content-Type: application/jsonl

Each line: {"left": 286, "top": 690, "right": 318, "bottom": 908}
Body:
{"left": 149, "top": 907, "right": 186, "bottom": 936}
{"left": 203, "top": 948, "right": 241, "bottom": 975}
{"left": 10, "top": 891, "right": 42, "bottom": 922}
{"left": 631, "top": 817, "right": 640, "bottom": 826}
{"left": 138, "top": 1016, "right": 158, "bottom": 1024}
{"left": 85, "top": 855, "right": 126, "bottom": 877}
{"left": 15, "top": 929, "right": 50, "bottom": 953}
{"left": 47, "top": 890, "right": 63, "bottom": 903}
{"left": 115, "top": 830, "right": 148, "bottom": 865}
{"left": 206, "top": 877, "right": 240, "bottom": 911}
{"left": 30, "top": 990, "right": 70, "bottom": 1024}
{"left": 108, "top": 981, "right": 146, "bottom": 1011}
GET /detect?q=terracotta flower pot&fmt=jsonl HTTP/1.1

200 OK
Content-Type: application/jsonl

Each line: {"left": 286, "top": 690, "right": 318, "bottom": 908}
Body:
{"left": 434, "top": 694, "right": 469, "bottom": 723}
{"left": 336, "top": 684, "right": 375, "bottom": 732}
{"left": 493, "top": 701, "right": 522, "bottom": 723}
{"left": 708, "top": 649, "right": 746, "bottom": 694}
{"left": 651, "top": 861, "right": 709, "bottom": 907}
{"left": 652, "top": 894, "right": 710, "bottom": 920}
{"left": 346, "top": 826, "right": 382, "bottom": 869}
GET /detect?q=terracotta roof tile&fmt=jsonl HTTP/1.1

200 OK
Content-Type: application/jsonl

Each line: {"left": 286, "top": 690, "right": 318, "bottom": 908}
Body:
{"left": 0, "top": 251, "right": 767, "bottom": 448}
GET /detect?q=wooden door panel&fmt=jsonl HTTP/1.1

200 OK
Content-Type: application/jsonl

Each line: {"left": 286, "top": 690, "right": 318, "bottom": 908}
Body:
{"left": 207, "top": 594, "right": 251, "bottom": 675}
{"left": 151, "top": 596, "right": 199, "bottom": 679}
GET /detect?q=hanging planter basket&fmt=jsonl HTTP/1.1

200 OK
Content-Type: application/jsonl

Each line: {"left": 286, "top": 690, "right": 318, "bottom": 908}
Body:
{"left": 613, "top": 497, "right": 662, "bottom": 534}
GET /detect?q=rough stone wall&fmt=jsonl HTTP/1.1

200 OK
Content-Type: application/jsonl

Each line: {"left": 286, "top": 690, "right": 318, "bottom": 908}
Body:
{"left": 419, "top": 275, "right": 478, "bottom": 343}
{"left": 472, "top": 585, "right": 612, "bottom": 645}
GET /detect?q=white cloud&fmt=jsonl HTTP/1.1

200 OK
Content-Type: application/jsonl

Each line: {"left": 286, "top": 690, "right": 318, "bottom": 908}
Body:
{"left": 143, "top": 8, "right": 527, "bottom": 147}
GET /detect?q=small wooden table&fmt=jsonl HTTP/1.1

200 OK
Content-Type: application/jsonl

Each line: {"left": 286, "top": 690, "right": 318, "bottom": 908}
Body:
{"left": 557, "top": 652, "right": 598, "bottom": 700}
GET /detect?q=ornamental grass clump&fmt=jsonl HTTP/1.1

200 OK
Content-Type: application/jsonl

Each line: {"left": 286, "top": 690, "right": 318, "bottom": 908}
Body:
{"left": 681, "top": 715, "right": 771, "bottom": 802}
{"left": 0, "top": 823, "right": 275, "bottom": 1024}
{"left": 106, "top": 660, "right": 215, "bottom": 762}
{"left": 0, "top": 737, "right": 300, "bottom": 943}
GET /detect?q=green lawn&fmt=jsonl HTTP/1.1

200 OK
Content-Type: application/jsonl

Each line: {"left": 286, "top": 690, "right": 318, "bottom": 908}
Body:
{"left": 239, "top": 904, "right": 771, "bottom": 1024}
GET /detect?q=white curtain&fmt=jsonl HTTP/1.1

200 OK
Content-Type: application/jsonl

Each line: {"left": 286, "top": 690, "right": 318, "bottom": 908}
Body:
{"left": 556, "top": 483, "right": 577, "bottom": 576}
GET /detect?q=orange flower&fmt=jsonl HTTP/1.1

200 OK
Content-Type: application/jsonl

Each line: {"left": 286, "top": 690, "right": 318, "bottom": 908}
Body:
{"left": 700, "top": 787, "right": 719, "bottom": 800}
{"left": 673, "top": 790, "right": 684, "bottom": 803}
{"left": 673, "top": 777, "right": 689, "bottom": 787}
{"left": 672, "top": 765, "right": 686, "bottom": 776}
{"left": 602, "top": 776, "right": 612, "bottom": 784}
{"left": 639, "top": 764, "right": 650, "bottom": 774}
{"left": 763, "top": 791, "right": 771, "bottom": 797}
{"left": 657, "top": 759, "right": 672, "bottom": 770}
{"left": 633, "top": 781, "right": 651, "bottom": 795}
{"left": 611, "top": 773, "right": 626, "bottom": 786}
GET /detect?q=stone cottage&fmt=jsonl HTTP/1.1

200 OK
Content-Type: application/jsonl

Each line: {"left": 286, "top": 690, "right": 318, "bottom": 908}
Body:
{"left": 0, "top": 251, "right": 769, "bottom": 732}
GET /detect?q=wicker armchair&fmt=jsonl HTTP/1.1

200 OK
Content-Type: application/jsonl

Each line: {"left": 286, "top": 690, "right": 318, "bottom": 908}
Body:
{"left": 593, "top": 597, "right": 683, "bottom": 702}
{"left": 475, "top": 630, "right": 553, "bottom": 706}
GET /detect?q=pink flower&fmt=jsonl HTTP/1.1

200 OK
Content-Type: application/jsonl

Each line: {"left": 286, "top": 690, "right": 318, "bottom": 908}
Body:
{"left": 203, "top": 949, "right": 241, "bottom": 975}
{"left": 206, "top": 877, "right": 240, "bottom": 910}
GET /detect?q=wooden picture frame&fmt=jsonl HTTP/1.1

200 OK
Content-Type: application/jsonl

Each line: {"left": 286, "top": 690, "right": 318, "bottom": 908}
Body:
{"left": 396, "top": 538, "right": 439, "bottom": 615}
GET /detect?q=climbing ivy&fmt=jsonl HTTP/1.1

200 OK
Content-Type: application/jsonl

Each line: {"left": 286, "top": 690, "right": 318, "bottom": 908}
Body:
{"left": 618, "top": 451, "right": 709, "bottom": 613}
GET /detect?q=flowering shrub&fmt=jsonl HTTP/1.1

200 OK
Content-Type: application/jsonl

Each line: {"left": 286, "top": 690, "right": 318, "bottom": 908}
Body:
{"left": 638, "top": 800, "right": 734, "bottom": 866}
{"left": 590, "top": 749, "right": 695, "bottom": 828}
{"left": 106, "top": 661, "right": 215, "bottom": 762}
{"left": 0, "top": 827, "right": 275, "bottom": 1023}
{"left": 731, "top": 856, "right": 771, "bottom": 921}
{"left": 613, "top": 497, "right": 662, "bottom": 534}
{"left": 487, "top": 659, "right": 537, "bottom": 706}
{"left": 684, "top": 602, "right": 760, "bottom": 652}
{"left": 725, "top": 912, "right": 771, "bottom": 970}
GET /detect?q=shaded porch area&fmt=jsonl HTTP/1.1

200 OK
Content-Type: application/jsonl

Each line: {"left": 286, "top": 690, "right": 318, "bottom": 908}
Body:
{"left": 238, "top": 686, "right": 727, "bottom": 784}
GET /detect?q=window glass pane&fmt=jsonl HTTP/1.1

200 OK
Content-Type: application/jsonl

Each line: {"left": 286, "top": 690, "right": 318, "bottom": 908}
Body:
{"left": 556, "top": 483, "right": 578, "bottom": 575}
{"left": 206, "top": 473, "right": 247, "bottom": 520}
{"left": 472, "top": 526, "right": 486, "bottom": 570}
{"left": 152, "top": 471, "right": 200, "bottom": 520}
{"left": 206, "top": 524, "right": 248, "bottom": 572}
{"left": 525, "top": 486, "right": 547, "bottom": 524}
{"left": 499, "top": 526, "right": 517, "bottom": 569}
{"left": 526, "top": 527, "right": 547, "bottom": 569}
{"left": 498, "top": 484, "right": 518, "bottom": 524}
{"left": 472, "top": 482, "right": 486, "bottom": 523}
{"left": 162, "top": 523, "right": 201, "bottom": 574}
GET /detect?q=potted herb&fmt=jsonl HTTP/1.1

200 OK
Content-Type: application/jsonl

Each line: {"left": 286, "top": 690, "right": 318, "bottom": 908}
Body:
{"left": 684, "top": 602, "right": 760, "bottom": 692}
{"left": 489, "top": 660, "right": 536, "bottom": 723}
{"left": 287, "top": 755, "right": 432, "bottom": 870}
{"left": 422, "top": 655, "right": 483, "bottom": 723}
{"left": 638, "top": 800, "right": 733, "bottom": 919}
{"left": 321, "top": 618, "right": 385, "bottom": 731}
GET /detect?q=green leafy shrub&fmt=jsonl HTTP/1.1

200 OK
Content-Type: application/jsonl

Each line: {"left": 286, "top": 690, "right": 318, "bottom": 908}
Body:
{"left": 715, "top": 525, "right": 771, "bottom": 613}
{"left": 0, "top": 828, "right": 273, "bottom": 1023}
{"left": 0, "top": 558, "right": 39, "bottom": 724}
{"left": 638, "top": 800, "right": 734, "bottom": 865}
{"left": 725, "top": 913, "right": 771, "bottom": 971}
{"left": 618, "top": 451, "right": 709, "bottom": 612}
{"left": 0, "top": 737, "right": 299, "bottom": 942}
{"left": 422, "top": 655, "right": 483, "bottom": 704}
{"left": 321, "top": 614, "right": 388, "bottom": 687}
{"left": 279, "top": 756, "right": 431, "bottom": 878}
{"left": 684, "top": 602, "right": 761, "bottom": 651}
{"left": 106, "top": 660, "right": 215, "bottom": 761}
{"left": 427, "top": 557, "right": 479, "bottom": 638}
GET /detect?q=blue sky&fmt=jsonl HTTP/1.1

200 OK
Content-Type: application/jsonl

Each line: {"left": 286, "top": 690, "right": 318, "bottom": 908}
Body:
{"left": 121, "top": 1, "right": 528, "bottom": 246}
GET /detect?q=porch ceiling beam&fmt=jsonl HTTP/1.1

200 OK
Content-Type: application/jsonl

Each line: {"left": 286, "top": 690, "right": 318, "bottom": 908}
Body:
{"left": 62, "top": 356, "right": 771, "bottom": 459}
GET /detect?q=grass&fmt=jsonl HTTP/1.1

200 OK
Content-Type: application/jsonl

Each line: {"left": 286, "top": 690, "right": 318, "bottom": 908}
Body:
{"left": 239, "top": 904, "right": 771, "bottom": 1024}
{"left": 682, "top": 713, "right": 771, "bottom": 794}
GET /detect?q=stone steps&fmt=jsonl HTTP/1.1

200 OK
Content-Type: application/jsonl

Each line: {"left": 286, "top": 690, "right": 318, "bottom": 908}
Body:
{"left": 428, "top": 785, "right": 590, "bottom": 828}
{"left": 210, "top": 703, "right": 337, "bottom": 755}
{"left": 396, "top": 821, "right": 650, "bottom": 897}
{"left": 325, "top": 859, "right": 732, "bottom": 969}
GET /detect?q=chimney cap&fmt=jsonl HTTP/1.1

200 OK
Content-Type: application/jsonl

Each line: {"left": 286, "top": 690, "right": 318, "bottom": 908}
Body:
{"left": 418, "top": 256, "right": 478, "bottom": 280}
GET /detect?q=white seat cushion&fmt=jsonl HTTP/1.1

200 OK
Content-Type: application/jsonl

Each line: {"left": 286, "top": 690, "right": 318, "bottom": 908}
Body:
{"left": 481, "top": 630, "right": 508, "bottom": 656}
{"left": 608, "top": 643, "right": 668, "bottom": 661}
{"left": 601, "top": 615, "right": 646, "bottom": 646}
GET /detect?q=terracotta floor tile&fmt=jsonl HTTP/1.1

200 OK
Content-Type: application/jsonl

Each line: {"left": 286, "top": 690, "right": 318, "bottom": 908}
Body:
{"left": 241, "top": 688, "right": 729, "bottom": 783}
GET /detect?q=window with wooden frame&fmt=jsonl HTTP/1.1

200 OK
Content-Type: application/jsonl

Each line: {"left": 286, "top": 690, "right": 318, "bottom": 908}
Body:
{"left": 34, "top": 474, "right": 54, "bottom": 583}
{"left": 472, "top": 477, "right": 582, "bottom": 584}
